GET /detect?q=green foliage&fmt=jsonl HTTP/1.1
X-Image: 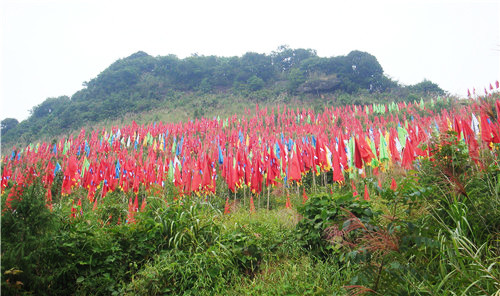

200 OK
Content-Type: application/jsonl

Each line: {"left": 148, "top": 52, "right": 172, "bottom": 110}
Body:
{"left": 1, "top": 183, "right": 211, "bottom": 295}
{"left": 1, "top": 180, "right": 58, "bottom": 294}
{"left": 295, "top": 192, "right": 379, "bottom": 257}
{"left": 272, "top": 45, "right": 317, "bottom": 73}
{"left": 409, "top": 79, "right": 446, "bottom": 96}
{"left": 125, "top": 248, "right": 236, "bottom": 295}
{"left": 124, "top": 206, "right": 302, "bottom": 295}
{"left": 124, "top": 201, "right": 234, "bottom": 295}
{"left": 30, "top": 96, "right": 71, "bottom": 119}
{"left": 2, "top": 183, "right": 306, "bottom": 295}
{"left": 287, "top": 68, "right": 306, "bottom": 93}
{"left": 287, "top": 133, "right": 499, "bottom": 295}
{"left": 2, "top": 46, "right": 447, "bottom": 149}
{"left": 342, "top": 133, "right": 500, "bottom": 295}
{"left": 247, "top": 75, "right": 265, "bottom": 91}
{"left": 198, "top": 77, "right": 213, "bottom": 93}
{"left": 1, "top": 117, "right": 19, "bottom": 134}
{"left": 417, "top": 131, "right": 499, "bottom": 242}
{"left": 226, "top": 256, "right": 351, "bottom": 295}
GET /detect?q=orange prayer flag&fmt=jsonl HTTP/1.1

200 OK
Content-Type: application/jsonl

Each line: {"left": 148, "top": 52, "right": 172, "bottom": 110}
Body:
{"left": 364, "top": 184, "right": 370, "bottom": 201}
{"left": 250, "top": 195, "right": 256, "bottom": 213}
{"left": 224, "top": 198, "right": 231, "bottom": 215}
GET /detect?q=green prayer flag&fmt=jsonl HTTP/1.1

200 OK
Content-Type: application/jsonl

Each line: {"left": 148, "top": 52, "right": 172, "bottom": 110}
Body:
{"left": 171, "top": 139, "right": 177, "bottom": 155}
{"left": 397, "top": 126, "right": 407, "bottom": 148}
{"left": 168, "top": 161, "right": 174, "bottom": 182}
{"left": 379, "top": 133, "right": 389, "bottom": 162}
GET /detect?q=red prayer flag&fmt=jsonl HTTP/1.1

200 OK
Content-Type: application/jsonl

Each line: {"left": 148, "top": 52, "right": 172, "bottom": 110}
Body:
{"left": 391, "top": 178, "right": 397, "bottom": 191}
{"left": 332, "top": 148, "right": 344, "bottom": 183}
{"left": 354, "top": 138, "right": 363, "bottom": 169}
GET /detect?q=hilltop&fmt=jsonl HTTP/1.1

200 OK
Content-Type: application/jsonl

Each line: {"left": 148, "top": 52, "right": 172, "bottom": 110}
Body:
{"left": 1, "top": 46, "right": 445, "bottom": 147}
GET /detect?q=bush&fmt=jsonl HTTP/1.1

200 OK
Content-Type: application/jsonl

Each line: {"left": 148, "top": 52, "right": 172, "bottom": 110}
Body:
{"left": 247, "top": 75, "right": 265, "bottom": 91}
{"left": 295, "top": 192, "right": 379, "bottom": 257}
{"left": 341, "top": 132, "right": 500, "bottom": 295}
{"left": 1, "top": 180, "right": 60, "bottom": 294}
{"left": 125, "top": 248, "right": 237, "bottom": 295}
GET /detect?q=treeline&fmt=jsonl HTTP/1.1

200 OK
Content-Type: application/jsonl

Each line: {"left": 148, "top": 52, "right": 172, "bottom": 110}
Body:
{"left": 1, "top": 46, "right": 444, "bottom": 146}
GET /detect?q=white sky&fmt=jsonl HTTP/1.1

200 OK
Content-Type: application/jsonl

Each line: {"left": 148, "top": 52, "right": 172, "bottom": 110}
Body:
{"left": 1, "top": 0, "right": 499, "bottom": 121}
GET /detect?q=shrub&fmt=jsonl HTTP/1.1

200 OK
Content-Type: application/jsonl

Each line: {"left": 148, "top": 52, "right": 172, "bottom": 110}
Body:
{"left": 295, "top": 192, "right": 379, "bottom": 257}
{"left": 1, "top": 179, "right": 60, "bottom": 294}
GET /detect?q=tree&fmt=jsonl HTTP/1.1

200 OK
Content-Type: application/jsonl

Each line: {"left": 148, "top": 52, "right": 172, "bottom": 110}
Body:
{"left": 30, "top": 96, "right": 70, "bottom": 119}
{"left": 1, "top": 118, "right": 19, "bottom": 134}
{"left": 272, "top": 45, "right": 317, "bottom": 73}
{"left": 199, "top": 77, "right": 213, "bottom": 93}
{"left": 287, "top": 68, "right": 306, "bottom": 93}
{"left": 345, "top": 51, "right": 384, "bottom": 89}
{"left": 247, "top": 75, "right": 265, "bottom": 91}
{"left": 347, "top": 51, "right": 383, "bottom": 75}
{"left": 240, "top": 52, "right": 274, "bottom": 82}
{"left": 409, "top": 80, "right": 445, "bottom": 96}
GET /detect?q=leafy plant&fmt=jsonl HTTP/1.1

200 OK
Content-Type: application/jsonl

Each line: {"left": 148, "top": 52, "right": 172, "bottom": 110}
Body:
{"left": 1, "top": 179, "right": 60, "bottom": 294}
{"left": 295, "top": 192, "right": 379, "bottom": 257}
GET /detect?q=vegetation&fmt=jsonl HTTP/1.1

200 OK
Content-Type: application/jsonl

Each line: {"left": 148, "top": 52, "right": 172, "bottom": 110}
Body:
{"left": 1, "top": 46, "right": 445, "bottom": 148}
{"left": 2, "top": 127, "right": 499, "bottom": 295}
{"left": 1, "top": 118, "right": 19, "bottom": 135}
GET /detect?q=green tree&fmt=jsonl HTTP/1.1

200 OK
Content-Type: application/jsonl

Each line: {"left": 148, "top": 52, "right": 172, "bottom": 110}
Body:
{"left": 345, "top": 50, "right": 384, "bottom": 90}
{"left": 272, "top": 45, "right": 317, "bottom": 73}
{"left": 30, "top": 96, "right": 70, "bottom": 119}
{"left": 240, "top": 52, "right": 274, "bottom": 82}
{"left": 247, "top": 75, "right": 265, "bottom": 91}
{"left": 409, "top": 79, "right": 446, "bottom": 96}
{"left": 199, "top": 77, "right": 213, "bottom": 93}
{"left": 1, "top": 118, "right": 19, "bottom": 134}
{"left": 287, "top": 68, "right": 306, "bottom": 93}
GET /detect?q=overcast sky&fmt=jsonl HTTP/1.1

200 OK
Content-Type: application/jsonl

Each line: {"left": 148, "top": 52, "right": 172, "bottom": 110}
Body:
{"left": 1, "top": 0, "right": 499, "bottom": 121}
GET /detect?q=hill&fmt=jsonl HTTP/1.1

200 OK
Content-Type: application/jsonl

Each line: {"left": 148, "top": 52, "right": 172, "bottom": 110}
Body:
{"left": 1, "top": 46, "right": 445, "bottom": 147}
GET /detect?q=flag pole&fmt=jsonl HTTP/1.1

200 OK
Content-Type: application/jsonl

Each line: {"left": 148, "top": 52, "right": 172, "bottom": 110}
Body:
{"left": 312, "top": 170, "right": 316, "bottom": 192}
{"left": 267, "top": 186, "right": 270, "bottom": 210}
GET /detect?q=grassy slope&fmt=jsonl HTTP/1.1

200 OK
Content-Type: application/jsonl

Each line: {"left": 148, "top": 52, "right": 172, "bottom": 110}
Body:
{"left": 6, "top": 91, "right": 334, "bottom": 150}
{"left": 5, "top": 87, "right": 418, "bottom": 153}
